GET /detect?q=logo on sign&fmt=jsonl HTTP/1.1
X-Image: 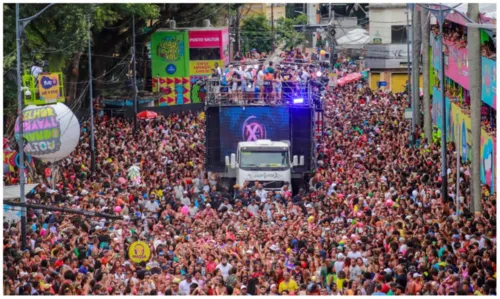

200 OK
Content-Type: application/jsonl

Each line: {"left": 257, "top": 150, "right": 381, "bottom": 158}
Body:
{"left": 242, "top": 116, "right": 266, "bottom": 141}
{"left": 40, "top": 76, "right": 58, "bottom": 89}
{"left": 166, "top": 64, "right": 177, "bottom": 75}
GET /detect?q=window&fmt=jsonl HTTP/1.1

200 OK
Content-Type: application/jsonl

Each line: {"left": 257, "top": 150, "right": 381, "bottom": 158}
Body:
{"left": 189, "top": 48, "right": 221, "bottom": 61}
{"left": 240, "top": 151, "right": 289, "bottom": 168}
{"left": 391, "top": 25, "right": 407, "bottom": 44}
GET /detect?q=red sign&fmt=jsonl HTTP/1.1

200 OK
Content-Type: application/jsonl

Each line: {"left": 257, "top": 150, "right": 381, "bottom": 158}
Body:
{"left": 189, "top": 30, "right": 221, "bottom": 48}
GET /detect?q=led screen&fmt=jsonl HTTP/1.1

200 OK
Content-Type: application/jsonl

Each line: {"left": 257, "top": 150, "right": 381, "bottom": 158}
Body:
{"left": 219, "top": 107, "right": 290, "bottom": 160}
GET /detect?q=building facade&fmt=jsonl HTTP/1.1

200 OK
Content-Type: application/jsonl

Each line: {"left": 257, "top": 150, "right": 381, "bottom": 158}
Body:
{"left": 428, "top": 8, "right": 496, "bottom": 192}
{"left": 365, "top": 4, "right": 423, "bottom": 93}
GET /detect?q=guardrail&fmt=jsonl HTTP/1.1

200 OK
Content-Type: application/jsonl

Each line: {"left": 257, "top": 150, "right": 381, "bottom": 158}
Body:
{"left": 204, "top": 78, "right": 316, "bottom": 108}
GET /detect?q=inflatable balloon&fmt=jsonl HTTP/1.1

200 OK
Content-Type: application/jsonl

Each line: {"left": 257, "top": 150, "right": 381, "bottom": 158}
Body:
{"left": 114, "top": 206, "right": 122, "bottom": 213}
{"left": 181, "top": 206, "right": 190, "bottom": 216}
{"left": 14, "top": 103, "right": 80, "bottom": 162}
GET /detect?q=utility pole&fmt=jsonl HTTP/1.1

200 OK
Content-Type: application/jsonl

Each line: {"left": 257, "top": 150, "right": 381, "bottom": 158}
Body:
{"left": 412, "top": 7, "right": 421, "bottom": 129}
{"left": 406, "top": 10, "right": 412, "bottom": 107}
{"left": 15, "top": 3, "right": 27, "bottom": 250}
{"left": 5, "top": 200, "right": 123, "bottom": 220}
{"left": 406, "top": 7, "right": 414, "bottom": 146}
{"left": 421, "top": 7, "right": 432, "bottom": 141}
{"left": 87, "top": 14, "right": 96, "bottom": 174}
{"left": 16, "top": 3, "right": 56, "bottom": 249}
{"left": 328, "top": 4, "right": 335, "bottom": 68}
{"left": 271, "top": 4, "right": 275, "bottom": 52}
{"left": 235, "top": 5, "right": 241, "bottom": 54}
{"left": 132, "top": 15, "right": 138, "bottom": 132}
{"left": 228, "top": 4, "right": 232, "bottom": 62}
{"left": 468, "top": 3, "right": 482, "bottom": 213}
{"left": 456, "top": 125, "right": 461, "bottom": 216}
{"left": 437, "top": 5, "right": 448, "bottom": 203}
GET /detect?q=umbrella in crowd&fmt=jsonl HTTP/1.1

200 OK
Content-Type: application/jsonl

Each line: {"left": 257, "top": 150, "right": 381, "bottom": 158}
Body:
{"left": 137, "top": 110, "right": 158, "bottom": 120}
{"left": 2, "top": 57, "right": 496, "bottom": 296}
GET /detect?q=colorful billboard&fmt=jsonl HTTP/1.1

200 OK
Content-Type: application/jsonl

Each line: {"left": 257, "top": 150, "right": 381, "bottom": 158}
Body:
{"left": 443, "top": 42, "right": 469, "bottom": 90}
{"left": 188, "top": 30, "right": 222, "bottom": 48}
{"left": 23, "top": 72, "right": 65, "bottom": 106}
{"left": 481, "top": 57, "right": 496, "bottom": 109}
{"left": 433, "top": 86, "right": 496, "bottom": 193}
{"left": 151, "top": 31, "right": 189, "bottom": 78}
{"left": 38, "top": 73, "right": 62, "bottom": 102}
{"left": 189, "top": 60, "right": 223, "bottom": 76}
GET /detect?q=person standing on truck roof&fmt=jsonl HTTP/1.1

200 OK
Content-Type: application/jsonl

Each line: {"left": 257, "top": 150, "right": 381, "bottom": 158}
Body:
{"left": 256, "top": 65, "right": 265, "bottom": 102}
{"left": 263, "top": 70, "right": 274, "bottom": 104}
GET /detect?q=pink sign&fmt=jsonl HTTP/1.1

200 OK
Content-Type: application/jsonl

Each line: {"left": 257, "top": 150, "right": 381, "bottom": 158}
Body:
{"left": 188, "top": 30, "right": 221, "bottom": 48}
{"left": 443, "top": 42, "right": 469, "bottom": 90}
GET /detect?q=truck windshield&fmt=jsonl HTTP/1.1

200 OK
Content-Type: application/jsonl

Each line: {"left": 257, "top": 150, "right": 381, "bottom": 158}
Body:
{"left": 240, "top": 151, "right": 289, "bottom": 168}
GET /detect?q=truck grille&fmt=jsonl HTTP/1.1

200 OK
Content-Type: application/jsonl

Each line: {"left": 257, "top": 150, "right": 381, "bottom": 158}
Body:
{"left": 248, "top": 181, "right": 285, "bottom": 189}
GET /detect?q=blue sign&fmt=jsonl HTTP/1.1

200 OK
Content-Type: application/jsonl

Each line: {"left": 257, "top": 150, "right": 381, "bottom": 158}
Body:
{"left": 377, "top": 81, "right": 387, "bottom": 87}
{"left": 481, "top": 57, "right": 496, "bottom": 109}
{"left": 166, "top": 64, "right": 177, "bottom": 75}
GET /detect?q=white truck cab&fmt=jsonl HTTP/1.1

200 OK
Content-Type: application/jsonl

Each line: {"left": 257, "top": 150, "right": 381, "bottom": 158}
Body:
{"left": 224, "top": 139, "right": 304, "bottom": 191}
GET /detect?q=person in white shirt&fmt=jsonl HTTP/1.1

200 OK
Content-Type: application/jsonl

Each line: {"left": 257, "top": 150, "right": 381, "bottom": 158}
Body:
{"left": 179, "top": 274, "right": 194, "bottom": 295}
{"left": 255, "top": 184, "right": 267, "bottom": 201}
{"left": 216, "top": 256, "right": 233, "bottom": 281}
{"left": 144, "top": 196, "right": 159, "bottom": 215}
{"left": 347, "top": 243, "right": 362, "bottom": 259}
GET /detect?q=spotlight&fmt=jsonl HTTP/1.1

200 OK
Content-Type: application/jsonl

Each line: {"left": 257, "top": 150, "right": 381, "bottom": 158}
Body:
{"left": 293, "top": 98, "right": 304, "bottom": 104}
{"left": 316, "top": 71, "right": 322, "bottom": 77}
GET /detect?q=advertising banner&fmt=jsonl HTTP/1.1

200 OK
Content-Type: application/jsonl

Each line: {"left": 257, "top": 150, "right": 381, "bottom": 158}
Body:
{"left": 433, "top": 86, "right": 496, "bottom": 192}
{"left": 443, "top": 42, "right": 469, "bottom": 90}
{"left": 430, "top": 33, "right": 441, "bottom": 72}
{"left": 481, "top": 57, "right": 496, "bottom": 109}
{"left": 38, "top": 73, "right": 62, "bottom": 103}
{"left": 128, "top": 241, "right": 151, "bottom": 263}
{"left": 151, "top": 31, "right": 189, "bottom": 78}
{"left": 189, "top": 30, "right": 221, "bottom": 48}
{"left": 189, "top": 60, "right": 223, "bottom": 76}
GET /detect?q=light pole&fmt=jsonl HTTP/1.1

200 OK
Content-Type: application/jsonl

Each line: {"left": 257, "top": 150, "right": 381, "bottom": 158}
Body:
{"left": 417, "top": 3, "right": 464, "bottom": 205}
{"left": 16, "top": 2, "right": 56, "bottom": 250}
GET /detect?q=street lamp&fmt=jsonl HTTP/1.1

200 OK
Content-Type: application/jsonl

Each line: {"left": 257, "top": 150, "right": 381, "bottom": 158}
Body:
{"left": 16, "top": 3, "right": 56, "bottom": 250}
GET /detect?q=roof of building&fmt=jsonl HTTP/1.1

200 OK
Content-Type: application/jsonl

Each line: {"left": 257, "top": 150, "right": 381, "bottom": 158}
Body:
{"left": 336, "top": 28, "right": 370, "bottom": 48}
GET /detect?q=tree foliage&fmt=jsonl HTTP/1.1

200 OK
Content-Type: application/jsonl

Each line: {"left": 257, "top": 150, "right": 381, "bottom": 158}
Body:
{"left": 240, "top": 14, "right": 272, "bottom": 54}
{"left": 276, "top": 14, "right": 307, "bottom": 51}
{"left": 2, "top": 3, "right": 224, "bottom": 112}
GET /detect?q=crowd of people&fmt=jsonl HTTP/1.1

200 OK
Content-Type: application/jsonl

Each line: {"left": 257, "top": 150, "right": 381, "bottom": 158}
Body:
{"left": 209, "top": 48, "right": 350, "bottom": 105}
{"left": 3, "top": 57, "right": 497, "bottom": 296}
{"left": 432, "top": 21, "right": 496, "bottom": 61}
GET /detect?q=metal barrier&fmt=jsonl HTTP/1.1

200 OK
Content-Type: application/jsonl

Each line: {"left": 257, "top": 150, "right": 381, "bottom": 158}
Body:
{"left": 204, "top": 78, "right": 316, "bottom": 108}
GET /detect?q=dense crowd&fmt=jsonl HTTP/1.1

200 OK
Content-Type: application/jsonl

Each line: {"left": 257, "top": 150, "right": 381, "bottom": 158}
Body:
{"left": 210, "top": 48, "right": 346, "bottom": 105}
{"left": 3, "top": 58, "right": 496, "bottom": 296}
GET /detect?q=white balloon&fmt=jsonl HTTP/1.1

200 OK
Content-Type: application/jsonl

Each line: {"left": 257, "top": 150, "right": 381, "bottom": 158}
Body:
{"left": 15, "top": 103, "right": 80, "bottom": 162}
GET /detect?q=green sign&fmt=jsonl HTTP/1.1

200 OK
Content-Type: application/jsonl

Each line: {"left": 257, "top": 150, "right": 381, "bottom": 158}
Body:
{"left": 151, "top": 31, "right": 189, "bottom": 78}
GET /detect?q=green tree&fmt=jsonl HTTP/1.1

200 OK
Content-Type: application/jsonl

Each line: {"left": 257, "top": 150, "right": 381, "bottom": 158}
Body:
{"left": 276, "top": 14, "right": 307, "bottom": 51}
{"left": 240, "top": 14, "right": 272, "bottom": 54}
{"left": 3, "top": 4, "right": 224, "bottom": 112}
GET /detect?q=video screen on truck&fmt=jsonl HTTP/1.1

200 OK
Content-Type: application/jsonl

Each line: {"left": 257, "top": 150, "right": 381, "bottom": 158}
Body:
{"left": 219, "top": 107, "right": 290, "bottom": 161}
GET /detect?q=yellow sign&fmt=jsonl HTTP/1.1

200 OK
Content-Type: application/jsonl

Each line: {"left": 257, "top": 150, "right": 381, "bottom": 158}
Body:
{"left": 189, "top": 60, "right": 223, "bottom": 76}
{"left": 128, "top": 241, "right": 151, "bottom": 263}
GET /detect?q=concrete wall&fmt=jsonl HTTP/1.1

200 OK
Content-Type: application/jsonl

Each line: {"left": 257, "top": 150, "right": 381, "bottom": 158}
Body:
{"left": 369, "top": 6, "right": 407, "bottom": 44}
{"left": 365, "top": 43, "right": 410, "bottom": 69}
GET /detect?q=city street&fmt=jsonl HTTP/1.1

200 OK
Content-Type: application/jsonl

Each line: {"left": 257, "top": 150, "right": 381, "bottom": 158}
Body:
{"left": 2, "top": 2, "right": 497, "bottom": 296}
